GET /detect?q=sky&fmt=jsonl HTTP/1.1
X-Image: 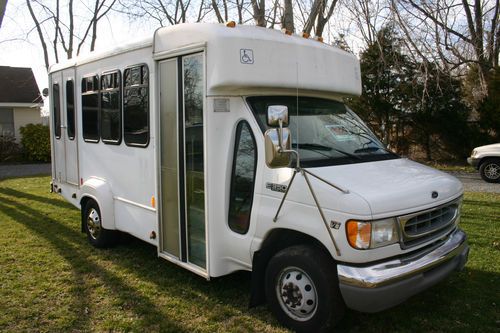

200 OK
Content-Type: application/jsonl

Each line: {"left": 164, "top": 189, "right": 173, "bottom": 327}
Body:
{"left": 0, "top": 0, "right": 158, "bottom": 94}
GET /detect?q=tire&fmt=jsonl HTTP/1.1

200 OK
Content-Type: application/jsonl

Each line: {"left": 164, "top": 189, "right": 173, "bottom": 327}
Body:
{"left": 479, "top": 158, "right": 500, "bottom": 183}
{"left": 265, "top": 245, "right": 345, "bottom": 332}
{"left": 83, "top": 200, "right": 119, "bottom": 248}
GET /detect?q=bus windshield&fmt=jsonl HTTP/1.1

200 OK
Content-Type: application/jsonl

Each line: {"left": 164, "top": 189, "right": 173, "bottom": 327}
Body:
{"left": 247, "top": 96, "right": 399, "bottom": 167}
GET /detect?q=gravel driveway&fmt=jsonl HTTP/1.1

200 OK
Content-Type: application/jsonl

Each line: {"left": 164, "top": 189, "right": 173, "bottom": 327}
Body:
{"left": 0, "top": 163, "right": 51, "bottom": 180}
{"left": 447, "top": 171, "right": 500, "bottom": 193}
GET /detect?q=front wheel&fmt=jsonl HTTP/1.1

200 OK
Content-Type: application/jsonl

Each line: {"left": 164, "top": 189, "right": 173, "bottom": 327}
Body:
{"left": 83, "top": 200, "right": 119, "bottom": 248}
{"left": 265, "top": 245, "right": 345, "bottom": 332}
{"left": 479, "top": 158, "right": 500, "bottom": 183}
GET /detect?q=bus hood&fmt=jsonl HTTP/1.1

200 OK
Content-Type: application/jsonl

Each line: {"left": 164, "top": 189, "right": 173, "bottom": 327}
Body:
{"left": 309, "top": 158, "right": 463, "bottom": 217}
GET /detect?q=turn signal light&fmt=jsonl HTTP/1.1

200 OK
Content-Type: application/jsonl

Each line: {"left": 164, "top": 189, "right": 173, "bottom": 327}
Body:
{"left": 346, "top": 220, "right": 371, "bottom": 249}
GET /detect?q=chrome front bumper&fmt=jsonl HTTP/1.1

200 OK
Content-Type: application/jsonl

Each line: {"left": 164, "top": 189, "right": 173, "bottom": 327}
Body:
{"left": 337, "top": 228, "right": 469, "bottom": 312}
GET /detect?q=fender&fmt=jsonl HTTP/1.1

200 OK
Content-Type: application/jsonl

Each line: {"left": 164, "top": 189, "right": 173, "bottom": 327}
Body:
{"left": 80, "top": 177, "right": 116, "bottom": 230}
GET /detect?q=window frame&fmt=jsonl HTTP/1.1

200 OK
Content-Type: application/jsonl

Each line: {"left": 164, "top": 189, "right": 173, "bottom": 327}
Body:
{"left": 81, "top": 74, "right": 100, "bottom": 143}
{"left": 228, "top": 120, "right": 258, "bottom": 235}
{"left": 123, "top": 63, "right": 150, "bottom": 148}
{"left": 66, "top": 79, "right": 76, "bottom": 140}
{"left": 100, "top": 69, "right": 122, "bottom": 145}
{"left": 52, "top": 83, "right": 61, "bottom": 139}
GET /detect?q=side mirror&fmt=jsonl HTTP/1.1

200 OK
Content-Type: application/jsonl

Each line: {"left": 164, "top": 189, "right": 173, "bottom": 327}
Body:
{"left": 264, "top": 128, "right": 291, "bottom": 168}
{"left": 267, "top": 105, "right": 289, "bottom": 127}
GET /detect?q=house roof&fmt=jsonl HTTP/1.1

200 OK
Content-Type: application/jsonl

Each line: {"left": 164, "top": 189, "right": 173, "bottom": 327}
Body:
{"left": 0, "top": 66, "right": 42, "bottom": 104}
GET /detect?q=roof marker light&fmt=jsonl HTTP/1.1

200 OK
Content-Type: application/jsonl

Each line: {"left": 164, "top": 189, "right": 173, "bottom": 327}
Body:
{"left": 226, "top": 21, "right": 236, "bottom": 28}
{"left": 302, "top": 32, "right": 310, "bottom": 38}
{"left": 281, "top": 28, "right": 292, "bottom": 36}
{"left": 316, "top": 36, "right": 324, "bottom": 43}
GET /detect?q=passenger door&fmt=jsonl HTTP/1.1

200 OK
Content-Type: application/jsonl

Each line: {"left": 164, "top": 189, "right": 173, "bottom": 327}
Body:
{"left": 51, "top": 72, "right": 66, "bottom": 182}
{"left": 158, "top": 53, "right": 207, "bottom": 274}
{"left": 62, "top": 69, "right": 79, "bottom": 185}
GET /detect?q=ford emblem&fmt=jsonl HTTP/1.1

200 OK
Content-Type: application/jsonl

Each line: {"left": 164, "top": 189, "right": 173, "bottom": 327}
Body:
{"left": 432, "top": 191, "right": 439, "bottom": 199}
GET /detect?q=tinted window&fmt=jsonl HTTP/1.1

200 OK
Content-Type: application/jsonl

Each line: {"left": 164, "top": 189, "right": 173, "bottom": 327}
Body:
{"left": 123, "top": 65, "right": 149, "bottom": 146}
{"left": 228, "top": 121, "right": 257, "bottom": 234}
{"left": 53, "top": 83, "right": 61, "bottom": 139}
{"left": 66, "top": 80, "right": 75, "bottom": 140}
{"left": 82, "top": 75, "right": 99, "bottom": 142}
{"left": 100, "top": 71, "right": 121, "bottom": 143}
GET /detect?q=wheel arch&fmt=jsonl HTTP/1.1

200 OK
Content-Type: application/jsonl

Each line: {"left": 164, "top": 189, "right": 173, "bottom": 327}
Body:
{"left": 249, "top": 228, "right": 335, "bottom": 307}
{"left": 79, "top": 178, "right": 116, "bottom": 232}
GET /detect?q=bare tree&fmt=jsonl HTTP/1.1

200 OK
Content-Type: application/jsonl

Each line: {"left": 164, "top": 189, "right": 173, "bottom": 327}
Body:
{"left": 393, "top": 0, "right": 499, "bottom": 98}
{"left": 282, "top": 0, "right": 294, "bottom": 32}
{"left": 302, "top": 0, "right": 338, "bottom": 37}
{"left": 26, "top": 0, "right": 118, "bottom": 70}
{"left": 251, "top": 0, "right": 266, "bottom": 26}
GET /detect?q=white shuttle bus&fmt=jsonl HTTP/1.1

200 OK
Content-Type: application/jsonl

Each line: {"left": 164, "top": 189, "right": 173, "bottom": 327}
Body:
{"left": 49, "top": 23, "right": 469, "bottom": 331}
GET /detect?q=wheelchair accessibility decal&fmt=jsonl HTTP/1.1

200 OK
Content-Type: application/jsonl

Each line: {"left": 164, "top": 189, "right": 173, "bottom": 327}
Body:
{"left": 240, "top": 49, "right": 254, "bottom": 64}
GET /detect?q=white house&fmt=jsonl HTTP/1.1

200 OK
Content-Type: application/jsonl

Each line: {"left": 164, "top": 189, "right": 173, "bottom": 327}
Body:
{"left": 0, "top": 66, "right": 43, "bottom": 141}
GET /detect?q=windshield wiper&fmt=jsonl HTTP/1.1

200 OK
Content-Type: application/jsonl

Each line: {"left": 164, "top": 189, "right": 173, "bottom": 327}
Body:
{"left": 354, "top": 146, "right": 399, "bottom": 156}
{"left": 293, "top": 143, "right": 361, "bottom": 160}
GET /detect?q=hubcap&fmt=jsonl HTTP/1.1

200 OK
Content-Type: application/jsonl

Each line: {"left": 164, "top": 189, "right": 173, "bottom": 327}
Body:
{"left": 484, "top": 163, "right": 500, "bottom": 179}
{"left": 276, "top": 267, "right": 318, "bottom": 321}
{"left": 87, "top": 208, "right": 101, "bottom": 240}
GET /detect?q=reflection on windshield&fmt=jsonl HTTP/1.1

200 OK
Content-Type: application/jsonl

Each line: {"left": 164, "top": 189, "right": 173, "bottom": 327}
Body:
{"left": 247, "top": 96, "right": 399, "bottom": 167}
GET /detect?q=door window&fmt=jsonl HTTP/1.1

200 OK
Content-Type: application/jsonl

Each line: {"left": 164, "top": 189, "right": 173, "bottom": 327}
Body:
{"left": 66, "top": 80, "right": 75, "bottom": 140}
{"left": 228, "top": 121, "right": 257, "bottom": 234}
{"left": 53, "top": 83, "right": 61, "bottom": 139}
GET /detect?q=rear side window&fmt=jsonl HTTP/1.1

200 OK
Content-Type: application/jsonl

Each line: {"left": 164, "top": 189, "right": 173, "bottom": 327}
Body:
{"left": 228, "top": 121, "right": 257, "bottom": 234}
{"left": 66, "top": 80, "right": 75, "bottom": 140}
{"left": 52, "top": 83, "right": 61, "bottom": 139}
{"left": 100, "top": 71, "right": 121, "bottom": 144}
{"left": 123, "top": 65, "right": 149, "bottom": 146}
{"left": 81, "top": 75, "right": 99, "bottom": 142}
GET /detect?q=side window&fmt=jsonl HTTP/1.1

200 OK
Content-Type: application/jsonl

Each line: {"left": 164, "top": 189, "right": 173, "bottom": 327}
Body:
{"left": 100, "top": 71, "right": 121, "bottom": 144}
{"left": 228, "top": 121, "right": 257, "bottom": 234}
{"left": 123, "top": 65, "right": 149, "bottom": 146}
{"left": 66, "top": 80, "right": 75, "bottom": 140}
{"left": 81, "top": 75, "right": 99, "bottom": 142}
{"left": 53, "top": 83, "right": 61, "bottom": 139}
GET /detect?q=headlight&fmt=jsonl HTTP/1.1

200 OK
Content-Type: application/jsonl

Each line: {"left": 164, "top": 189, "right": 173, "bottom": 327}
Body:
{"left": 471, "top": 149, "right": 477, "bottom": 157}
{"left": 346, "top": 218, "right": 399, "bottom": 250}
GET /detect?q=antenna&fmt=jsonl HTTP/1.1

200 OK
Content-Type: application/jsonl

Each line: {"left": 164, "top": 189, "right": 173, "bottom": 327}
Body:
{"left": 296, "top": 62, "right": 299, "bottom": 148}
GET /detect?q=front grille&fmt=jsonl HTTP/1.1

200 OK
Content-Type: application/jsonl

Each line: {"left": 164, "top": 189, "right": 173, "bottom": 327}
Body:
{"left": 399, "top": 199, "right": 460, "bottom": 248}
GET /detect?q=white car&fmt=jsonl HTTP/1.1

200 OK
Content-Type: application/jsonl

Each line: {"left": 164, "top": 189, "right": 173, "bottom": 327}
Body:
{"left": 467, "top": 143, "right": 500, "bottom": 183}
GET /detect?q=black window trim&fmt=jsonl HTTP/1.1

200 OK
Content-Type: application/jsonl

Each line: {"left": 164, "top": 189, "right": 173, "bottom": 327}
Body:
{"left": 52, "top": 82, "right": 61, "bottom": 140}
{"left": 81, "top": 74, "right": 100, "bottom": 143}
{"left": 228, "top": 120, "right": 258, "bottom": 235}
{"left": 66, "top": 78, "right": 76, "bottom": 140}
{"left": 100, "top": 69, "right": 122, "bottom": 145}
{"left": 123, "top": 63, "right": 150, "bottom": 148}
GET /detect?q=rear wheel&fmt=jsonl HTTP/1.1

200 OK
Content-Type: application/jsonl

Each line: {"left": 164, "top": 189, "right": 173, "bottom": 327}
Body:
{"left": 265, "top": 245, "right": 345, "bottom": 332}
{"left": 479, "top": 158, "right": 500, "bottom": 183}
{"left": 83, "top": 200, "right": 119, "bottom": 248}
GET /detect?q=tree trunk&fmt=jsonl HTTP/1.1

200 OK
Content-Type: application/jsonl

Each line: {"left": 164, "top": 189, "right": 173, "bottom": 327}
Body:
{"left": 282, "top": 0, "right": 294, "bottom": 32}
{"left": 0, "top": 0, "right": 8, "bottom": 29}
{"left": 251, "top": 0, "right": 266, "bottom": 27}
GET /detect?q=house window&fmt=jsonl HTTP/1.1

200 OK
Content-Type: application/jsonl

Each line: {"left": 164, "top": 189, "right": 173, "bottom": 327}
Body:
{"left": 53, "top": 83, "right": 61, "bottom": 139}
{"left": 123, "top": 65, "right": 149, "bottom": 146}
{"left": 81, "top": 75, "right": 99, "bottom": 142}
{"left": 228, "top": 121, "right": 257, "bottom": 234}
{"left": 0, "top": 108, "right": 14, "bottom": 137}
{"left": 100, "top": 71, "right": 121, "bottom": 144}
{"left": 66, "top": 80, "right": 75, "bottom": 140}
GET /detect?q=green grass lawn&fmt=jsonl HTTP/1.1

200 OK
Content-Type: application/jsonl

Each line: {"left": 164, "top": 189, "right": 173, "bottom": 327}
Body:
{"left": 0, "top": 176, "right": 498, "bottom": 332}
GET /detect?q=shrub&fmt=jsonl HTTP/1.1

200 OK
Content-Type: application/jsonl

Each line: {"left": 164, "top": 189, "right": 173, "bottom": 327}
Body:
{"left": 0, "top": 135, "right": 21, "bottom": 162}
{"left": 20, "top": 124, "right": 51, "bottom": 162}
